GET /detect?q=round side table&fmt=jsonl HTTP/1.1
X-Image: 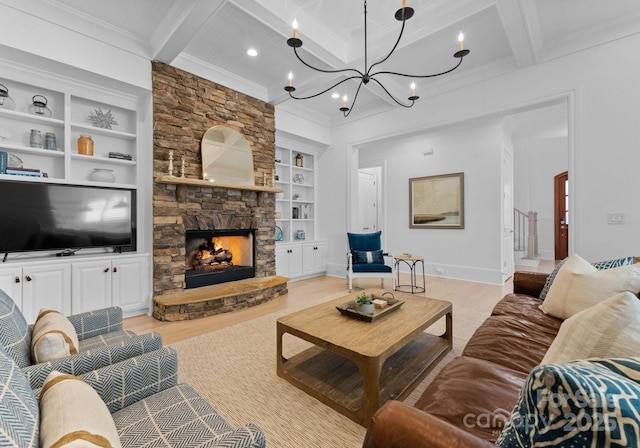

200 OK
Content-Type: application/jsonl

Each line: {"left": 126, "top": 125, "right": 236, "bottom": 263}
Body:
{"left": 393, "top": 254, "right": 426, "bottom": 294}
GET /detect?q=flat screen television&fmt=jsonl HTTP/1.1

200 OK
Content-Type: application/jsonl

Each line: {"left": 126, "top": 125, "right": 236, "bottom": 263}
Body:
{"left": 0, "top": 180, "right": 136, "bottom": 255}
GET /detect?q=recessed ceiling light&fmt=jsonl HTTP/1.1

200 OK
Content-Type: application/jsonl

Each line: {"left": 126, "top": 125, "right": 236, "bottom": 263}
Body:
{"left": 331, "top": 92, "right": 340, "bottom": 99}
{"left": 247, "top": 48, "right": 258, "bottom": 57}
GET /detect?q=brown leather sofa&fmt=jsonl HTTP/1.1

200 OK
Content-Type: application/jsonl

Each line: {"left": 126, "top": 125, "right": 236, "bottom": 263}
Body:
{"left": 362, "top": 271, "right": 559, "bottom": 448}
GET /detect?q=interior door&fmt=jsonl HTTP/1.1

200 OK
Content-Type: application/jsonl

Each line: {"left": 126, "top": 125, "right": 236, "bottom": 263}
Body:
{"left": 554, "top": 171, "right": 569, "bottom": 260}
{"left": 358, "top": 169, "right": 378, "bottom": 232}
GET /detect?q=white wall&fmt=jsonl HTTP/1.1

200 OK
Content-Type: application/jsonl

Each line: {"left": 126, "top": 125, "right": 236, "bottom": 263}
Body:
{"left": 0, "top": 5, "right": 151, "bottom": 91}
{"left": 357, "top": 119, "right": 505, "bottom": 284}
{"left": 318, "top": 32, "right": 640, "bottom": 284}
{"left": 514, "top": 137, "right": 568, "bottom": 260}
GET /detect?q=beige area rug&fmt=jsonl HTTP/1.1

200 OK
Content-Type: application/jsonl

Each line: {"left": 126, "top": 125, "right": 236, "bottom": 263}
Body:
{"left": 171, "top": 290, "right": 501, "bottom": 448}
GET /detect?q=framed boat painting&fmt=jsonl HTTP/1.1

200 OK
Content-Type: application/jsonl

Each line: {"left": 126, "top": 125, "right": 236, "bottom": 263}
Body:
{"left": 409, "top": 172, "right": 464, "bottom": 229}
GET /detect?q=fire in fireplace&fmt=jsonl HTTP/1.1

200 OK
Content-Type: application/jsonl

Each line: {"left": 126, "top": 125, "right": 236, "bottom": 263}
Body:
{"left": 185, "top": 229, "right": 255, "bottom": 289}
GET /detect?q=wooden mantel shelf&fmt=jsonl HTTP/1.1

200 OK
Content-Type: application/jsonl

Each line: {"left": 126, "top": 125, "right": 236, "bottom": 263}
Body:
{"left": 155, "top": 175, "right": 283, "bottom": 193}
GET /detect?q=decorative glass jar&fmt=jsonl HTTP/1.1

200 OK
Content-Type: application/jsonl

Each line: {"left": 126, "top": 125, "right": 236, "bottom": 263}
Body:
{"left": 77, "top": 134, "right": 94, "bottom": 155}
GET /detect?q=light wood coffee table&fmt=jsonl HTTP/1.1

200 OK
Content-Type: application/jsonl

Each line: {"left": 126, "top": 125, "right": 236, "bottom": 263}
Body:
{"left": 276, "top": 288, "right": 452, "bottom": 426}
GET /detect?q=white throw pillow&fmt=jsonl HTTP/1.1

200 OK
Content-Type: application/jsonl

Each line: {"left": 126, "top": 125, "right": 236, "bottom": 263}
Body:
{"left": 40, "top": 371, "right": 122, "bottom": 448}
{"left": 31, "top": 309, "right": 80, "bottom": 364}
{"left": 541, "top": 292, "right": 640, "bottom": 365}
{"left": 540, "top": 254, "right": 640, "bottom": 319}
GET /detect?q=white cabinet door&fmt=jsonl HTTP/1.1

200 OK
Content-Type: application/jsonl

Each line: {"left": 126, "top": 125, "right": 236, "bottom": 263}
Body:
{"left": 275, "top": 245, "right": 290, "bottom": 277}
{"left": 0, "top": 266, "right": 23, "bottom": 311}
{"left": 302, "top": 243, "right": 317, "bottom": 275}
{"left": 288, "top": 245, "right": 303, "bottom": 278}
{"left": 71, "top": 260, "right": 112, "bottom": 314}
{"left": 302, "top": 241, "right": 328, "bottom": 275}
{"left": 276, "top": 244, "right": 303, "bottom": 278}
{"left": 112, "top": 256, "right": 149, "bottom": 314}
{"left": 22, "top": 264, "right": 71, "bottom": 324}
{"left": 314, "top": 241, "right": 327, "bottom": 273}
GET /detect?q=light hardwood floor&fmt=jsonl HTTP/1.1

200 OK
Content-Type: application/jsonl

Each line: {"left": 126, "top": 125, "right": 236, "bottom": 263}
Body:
{"left": 124, "top": 262, "right": 555, "bottom": 345}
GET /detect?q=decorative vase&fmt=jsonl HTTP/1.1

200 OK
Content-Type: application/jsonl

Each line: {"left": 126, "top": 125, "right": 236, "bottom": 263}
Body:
{"left": 88, "top": 168, "right": 115, "bottom": 183}
{"left": 77, "top": 134, "right": 94, "bottom": 155}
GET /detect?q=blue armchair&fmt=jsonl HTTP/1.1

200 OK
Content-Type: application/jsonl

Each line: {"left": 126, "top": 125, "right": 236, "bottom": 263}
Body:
{"left": 0, "top": 345, "right": 266, "bottom": 448}
{"left": 0, "top": 288, "right": 162, "bottom": 389}
{"left": 347, "top": 231, "right": 395, "bottom": 292}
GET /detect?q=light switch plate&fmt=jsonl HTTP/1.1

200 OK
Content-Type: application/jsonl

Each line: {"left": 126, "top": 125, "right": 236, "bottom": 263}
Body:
{"left": 608, "top": 212, "right": 625, "bottom": 224}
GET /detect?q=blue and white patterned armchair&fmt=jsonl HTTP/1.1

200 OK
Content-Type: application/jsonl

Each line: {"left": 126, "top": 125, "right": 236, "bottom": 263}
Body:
{"left": 0, "top": 345, "right": 266, "bottom": 447}
{"left": 0, "top": 288, "right": 162, "bottom": 389}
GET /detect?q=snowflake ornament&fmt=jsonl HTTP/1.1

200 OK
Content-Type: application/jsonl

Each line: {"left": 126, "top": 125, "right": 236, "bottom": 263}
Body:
{"left": 88, "top": 107, "right": 119, "bottom": 130}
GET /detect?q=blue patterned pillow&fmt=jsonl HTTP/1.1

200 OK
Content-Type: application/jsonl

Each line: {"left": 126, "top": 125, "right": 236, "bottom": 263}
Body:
{"left": 0, "top": 345, "right": 39, "bottom": 447}
{"left": 497, "top": 357, "right": 640, "bottom": 447}
{"left": 539, "top": 256, "right": 636, "bottom": 301}
{"left": 352, "top": 249, "right": 384, "bottom": 264}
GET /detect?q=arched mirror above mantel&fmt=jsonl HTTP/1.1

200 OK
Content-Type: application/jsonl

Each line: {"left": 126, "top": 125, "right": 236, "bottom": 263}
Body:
{"left": 201, "top": 126, "right": 254, "bottom": 186}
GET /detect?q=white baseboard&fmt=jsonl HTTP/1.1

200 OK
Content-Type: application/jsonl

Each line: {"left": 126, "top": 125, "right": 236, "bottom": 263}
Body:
{"left": 327, "top": 261, "right": 505, "bottom": 285}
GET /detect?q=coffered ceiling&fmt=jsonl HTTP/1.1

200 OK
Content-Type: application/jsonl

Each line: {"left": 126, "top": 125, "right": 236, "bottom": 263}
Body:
{"left": 8, "top": 0, "right": 640, "bottom": 125}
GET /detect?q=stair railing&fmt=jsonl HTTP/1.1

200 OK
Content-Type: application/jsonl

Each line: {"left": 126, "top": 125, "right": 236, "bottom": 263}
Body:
{"left": 514, "top": 208, "right": 538, "bottom": 259}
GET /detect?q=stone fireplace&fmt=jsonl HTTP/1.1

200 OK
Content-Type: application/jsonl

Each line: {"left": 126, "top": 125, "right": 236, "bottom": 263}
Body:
{"left": 151, "top": 62, "right": 287, "bottom": 320}
{"left": 185, "top": 229, "right": 256, "bottom": 289}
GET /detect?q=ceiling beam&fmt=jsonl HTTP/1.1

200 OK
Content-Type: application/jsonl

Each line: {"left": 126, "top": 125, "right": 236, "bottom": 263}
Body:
{"left": 495, "top": 0, "right": 539, "bottom": 67}
{"left": 150, "top": 0, "right": 226, "bottom": 63}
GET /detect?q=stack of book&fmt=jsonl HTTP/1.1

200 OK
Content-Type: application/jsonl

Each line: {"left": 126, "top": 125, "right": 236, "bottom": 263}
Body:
{"left": 5, "top": 167, "right": 41, "bottom": 177}
{"left": 1, "top": 151, "right": 41, "bottom": 176}
{"left": 108, "top": 151, "right": 132, "bottom": 161}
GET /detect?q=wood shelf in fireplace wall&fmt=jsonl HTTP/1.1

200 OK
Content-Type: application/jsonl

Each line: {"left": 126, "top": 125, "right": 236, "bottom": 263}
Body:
{"left": 155, "top": 175, "right": 283, "bottom": 193}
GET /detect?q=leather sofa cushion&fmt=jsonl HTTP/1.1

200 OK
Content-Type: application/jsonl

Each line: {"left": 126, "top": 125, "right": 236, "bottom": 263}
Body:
{"left": 462, "top": 315, "right": 558, "bottom": 373}
{"left": 490, "top": 293, "right": 562, "bottom": 332}
{"left": 414, "top": 356, "right": 528, "bottom": 443}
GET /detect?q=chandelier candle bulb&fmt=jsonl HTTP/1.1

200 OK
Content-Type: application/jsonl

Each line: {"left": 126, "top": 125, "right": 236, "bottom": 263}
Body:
{"left": 458, "top": 31, "right": 464, "bottom": 51}
{"left": 292, "top": 19, "right": 298, "bottom": 38}
{"left": 402, "top": 0, "right": 406, "bottom": 8}
{"left": 411, "top": 82, "right": 416, "bottom": 96}
{"left": 343, "top": 95, "right": 348, "bottom": 107}
{"left": 288, "top": 72, "right": 293, "bottom": 86}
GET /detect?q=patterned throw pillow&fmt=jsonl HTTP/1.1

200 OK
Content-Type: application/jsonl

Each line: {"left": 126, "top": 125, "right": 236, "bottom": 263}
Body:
{"left": 497, "top": 357, "right": 640, "bottom": 447}
{"left": 40, "top": 371, "right": 122, "bottom": 448}
{"left": 31, "top": 309, "right": 80, "bottom": 364}
{"left": 539, "top": 256, "right": 636, "bottom": 301}
{"left": 541, "top": 292, "right": 640, "bottom": 364}
{"left": 352, "top": 249, "right": 384, "bottom": 264}
{"left": 539, "top": 255, "right": 640, "bottom": 319}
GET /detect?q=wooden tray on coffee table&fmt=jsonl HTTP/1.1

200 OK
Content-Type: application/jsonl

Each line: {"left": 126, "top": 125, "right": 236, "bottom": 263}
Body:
{"left": 336, "top": 292, "right": 405, "bottom": 322}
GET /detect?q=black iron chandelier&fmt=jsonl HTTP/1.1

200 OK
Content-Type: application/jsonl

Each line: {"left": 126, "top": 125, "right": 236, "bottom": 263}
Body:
{"left": 284, "top": 0, "right": 470, "bottom": 117}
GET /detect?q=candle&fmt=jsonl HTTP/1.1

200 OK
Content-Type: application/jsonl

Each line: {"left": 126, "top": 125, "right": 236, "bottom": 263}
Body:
{"left": 288, "top": 71, "right": 293, "bottom": 87}
{"left": 292, "top": 19, "right": 298, "bottom": 38}
{"left": 458, "top": 31, "right": 464, "bottom": 51}
{"left": 342, "top": 95, "right": 348, "bottom": 108}
{"left": 410, "top": 82, "right": 416, "bottom": 97}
